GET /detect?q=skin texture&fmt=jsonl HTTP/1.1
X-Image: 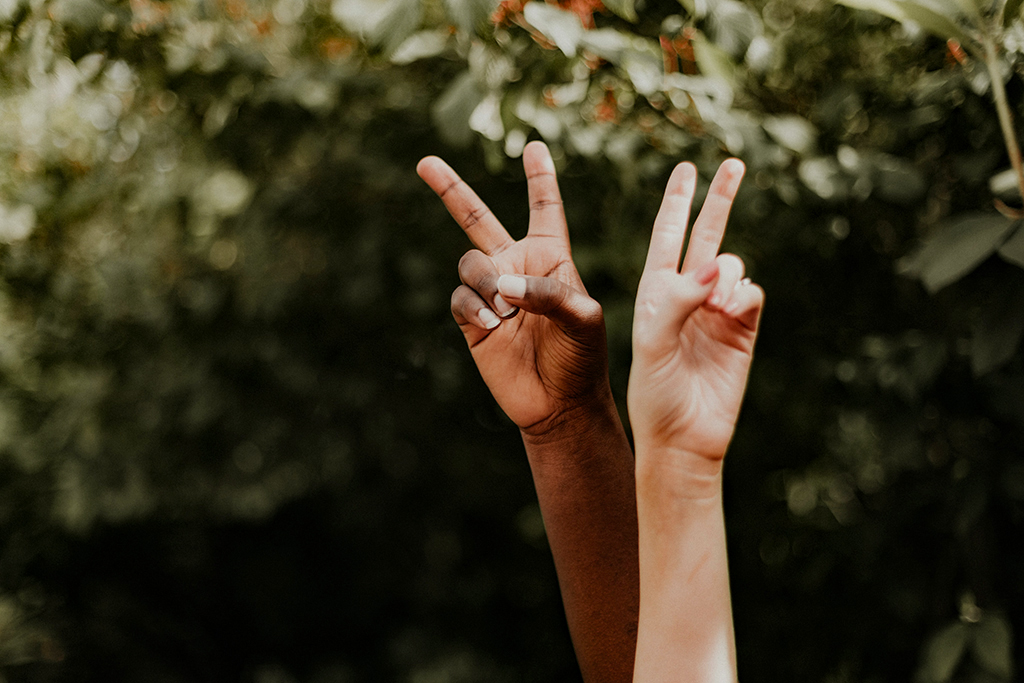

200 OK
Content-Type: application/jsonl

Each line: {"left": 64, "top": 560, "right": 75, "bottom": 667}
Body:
{"left": 417, "top": 141, "right": 640, "bottom": 683}
{"left": 628, "top": 159, "right": 764, "bottom": 683}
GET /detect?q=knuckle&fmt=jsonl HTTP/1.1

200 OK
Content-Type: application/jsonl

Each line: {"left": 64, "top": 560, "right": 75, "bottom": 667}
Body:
{"left": 530, "top": 198, "right": 562, "bottom": 212}
{"left": 450, "top": 284, "right": 484, "bottom": 317}
{"left": 457, "top": 250, "right": 496, "bottom": 288}
{"left": 457, "top": 250, "right": 479, "bottom": 271}
{"left": 577, "top": 296, "right": 604, "bottom": 326}
{"left": 462, "top": 206, "right": 491, "bottom": 230}
{"left": 439, "top": 178, "right": 461, "bottom": 199}
{"left": 533, "top": 279, "right": 569, "bottom": 314}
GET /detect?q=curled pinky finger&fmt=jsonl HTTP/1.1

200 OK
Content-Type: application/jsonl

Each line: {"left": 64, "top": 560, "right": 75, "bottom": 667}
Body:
{"left": 723, "top": 279, "right": 765, "bottom": 331}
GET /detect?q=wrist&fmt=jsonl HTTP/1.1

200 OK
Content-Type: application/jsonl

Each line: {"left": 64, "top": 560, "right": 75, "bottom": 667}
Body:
{"left": 520, "top": 383, "right": 624, "bottom": 449}
{"left": 635, "top": 443, "right": 724, "bottom": 502}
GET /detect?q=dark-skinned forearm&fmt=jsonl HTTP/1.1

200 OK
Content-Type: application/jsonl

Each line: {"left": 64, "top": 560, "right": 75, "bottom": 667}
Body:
{"left": 521, "top": 386, "right": 639, "bottom": 683}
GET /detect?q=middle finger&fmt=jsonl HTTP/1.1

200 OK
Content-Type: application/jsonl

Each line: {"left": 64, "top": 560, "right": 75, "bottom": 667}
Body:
{"left": 680, "top": 159, "right": 745, "bottom": 274}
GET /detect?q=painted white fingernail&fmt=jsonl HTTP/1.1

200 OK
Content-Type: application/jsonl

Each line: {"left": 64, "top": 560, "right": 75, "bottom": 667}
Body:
{"left": 735, "top": 277, "right": 751, "bottom": 289}
{"left": 497, "top": 274, "right": 527, "bottom": 300}
{"left": 725, "top": 300, "right": 740, "bottom": 314}
{"left": 708, "top": 293, "right": 722, "bottom": 308}
{"left": 493, "top": 294, "right": 516, "bottom": 317}
{"left": 479, "top": 307, "right": 501, "bottom": 329}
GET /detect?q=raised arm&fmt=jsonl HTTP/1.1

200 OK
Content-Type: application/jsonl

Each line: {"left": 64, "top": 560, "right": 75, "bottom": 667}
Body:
{"left": 417, "top": 141, "right": 638, "bottom": 683}
{"left": 627, "top": 160, "right": 763, "bottom": 683}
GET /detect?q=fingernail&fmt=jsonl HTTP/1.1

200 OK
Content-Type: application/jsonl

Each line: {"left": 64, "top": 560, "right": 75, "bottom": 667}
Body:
{"left": 708, "top": 293, "right": 722, "bottom": 308}
{"left": 725, "top": 301, "right": 740, "bottom": 315}
{"left": 695, "top": 263, "right": 718, "bottom": 286}
{"left": 735, "top": 277, "right": 751, "bottom": 289}
{"left": 497, "top": 274, "right": 527, "bottom": 300}
{"left": 479, "top": 308, "right": 501, "bottom": 329}
{"left": 493, "top": 294, "right": 517, "bottom": 318}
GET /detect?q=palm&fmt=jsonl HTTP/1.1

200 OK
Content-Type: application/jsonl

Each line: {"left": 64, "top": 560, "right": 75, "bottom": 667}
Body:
{"left": 635, "top": 297, "right": 757, "bottom": 459}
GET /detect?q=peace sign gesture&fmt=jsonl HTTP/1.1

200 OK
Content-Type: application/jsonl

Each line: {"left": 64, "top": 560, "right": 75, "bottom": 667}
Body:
{"left": 628, "top": 159, "right": 764, "bottom": 477}
{"left": 417, "top": 141, "right": 612, "bottom": 436}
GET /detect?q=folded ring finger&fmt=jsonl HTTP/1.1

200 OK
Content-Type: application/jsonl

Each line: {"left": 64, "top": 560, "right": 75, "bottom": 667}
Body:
{"left": 706, "top": 253, "right": 745, "bottom": 310}
{"left": 458, "top": 250, "right": 519, "bottom": 318}
{"left": 451, "top": 284, "right": 502, "bottom": 331}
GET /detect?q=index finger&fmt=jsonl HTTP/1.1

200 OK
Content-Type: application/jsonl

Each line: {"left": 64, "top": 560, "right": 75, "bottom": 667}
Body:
{"left": 644, "top": 161, "right": 698, "bottom": 273}
{"left": 679, "top": 158, "right": 744, "bottom": 274}
{"left": 417, "top": 156, "right": 515, "bottom": 255}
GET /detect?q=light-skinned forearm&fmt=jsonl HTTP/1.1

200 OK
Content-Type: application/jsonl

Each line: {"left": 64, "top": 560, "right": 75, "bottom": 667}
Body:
{"left": 632, "top": 447, "right": 737, "bottom": 683}
{"left": 522, "top": 386, "right": 639, "bottom": 683}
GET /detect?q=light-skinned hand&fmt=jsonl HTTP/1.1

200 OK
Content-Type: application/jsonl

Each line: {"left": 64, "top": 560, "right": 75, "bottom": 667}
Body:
{"left": 628, "top": 159, "right": 764, "bottom": 487}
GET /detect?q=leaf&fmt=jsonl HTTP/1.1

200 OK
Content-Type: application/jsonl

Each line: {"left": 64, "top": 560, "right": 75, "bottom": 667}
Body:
{"left": 432, "top": 70, "right": 484, "bottom": 147}
{"left": 918, "top": 622, "right": 968, "bottom": 683}
{"left": 579, "top": 28, "right": 634, "bottom": 62}
{"left": 898, "top": 213, "right": 1019, "bottom": 293}
{"left": 332, "top": 0, "right": 383, "bottom": 34}
{"left": 469, "top": 92, "right": 504, "bottom": 141}
{"left": 763, "top": 115, "right": 818, "bottom": 155}
{"left": 998, "top": 223, "right": 1024, "bottom": 269}
{"left": 601, "top": 0, "right": 638, "bottom": 21}
{"left": 390, "top": 30, "right": 450, "bottom": 64}
{"left": 798, "top": 156, "right": 848, "bottom": 201}
{"left": 988, "top": 168, "right": 1020, "bottom": 202}
{"left": 677, "top": 0, "right": 708, "bottom": 19}
{"left": 1004, "top": 0, "right": 1024, "bottom": 25}
{"left": 523, "top": 3, "right": 584, "bottom": 57}
{"left": 196, "top": 169, "right": 252, "bottom": 216}
{"left": 0, "top": 0, "right": 23, "bottom": 22}
{"left": 947, "top": 0, "right": 981, "bottom": 20}
{"left": 970, "top": 614, "right": 1015, "bottom": 678}
{"left": 971, "top": 269, "right": 1024, "bottom": 375}
{"left": 706, "top": 0, "right": 764, "bottom": 59}
{"left": 48, "top": 0, "right": 110, "bottom": 29}
{"left": 834, "top": 0, "right": 913, "bottom": 22}
{"left": 331, "top": 0, "right": 422, "bottom": 54}
{"left": 872, "top": 153, "right": 927, "bottom": 204}
{"left": 622, "top": 46, "right": 664, "bottom": 96}
{"left": 379, "top": 0, "right": 425, "bottom": 54}
{"left": 834, "top": 0, "right": 971, "bottom": 45}
{"left": 691, "top": 30, "right": 737, "bottom": 85}
{"left": 0, "top": 203, "right": 37, "bottom": 243}
{"left": 898, "top": 1, "right": 973, "bottom": 41}
{"left": 442, "top": 0, "right": 501, "bottom": 34}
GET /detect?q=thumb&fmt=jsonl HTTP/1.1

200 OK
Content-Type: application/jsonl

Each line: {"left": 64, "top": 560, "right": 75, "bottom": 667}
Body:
{"left": 497, "top": 274, "right": 603, "bottom": 333}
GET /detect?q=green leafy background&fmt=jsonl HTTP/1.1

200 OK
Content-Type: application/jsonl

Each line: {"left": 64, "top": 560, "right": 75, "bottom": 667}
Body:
{"left": 0, "top": 0, "right": 1022, "bottom": 681}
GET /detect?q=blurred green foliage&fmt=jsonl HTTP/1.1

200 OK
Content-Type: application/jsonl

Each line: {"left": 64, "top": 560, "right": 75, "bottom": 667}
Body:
{"left": 0, "top": 0, "right": 1022, "bottom": 681}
